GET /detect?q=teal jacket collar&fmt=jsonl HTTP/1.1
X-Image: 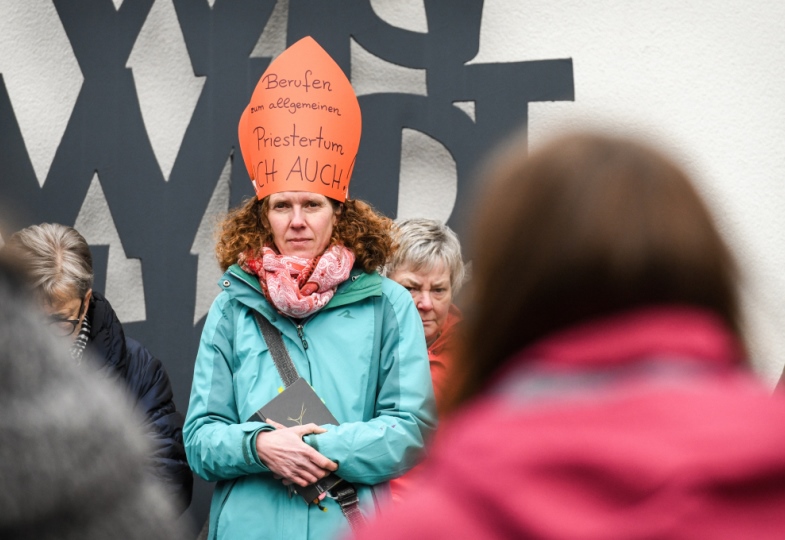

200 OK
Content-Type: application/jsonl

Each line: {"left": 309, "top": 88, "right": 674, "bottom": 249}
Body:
{"left": 219, "top": 264, "right": 383, "bottom": 319}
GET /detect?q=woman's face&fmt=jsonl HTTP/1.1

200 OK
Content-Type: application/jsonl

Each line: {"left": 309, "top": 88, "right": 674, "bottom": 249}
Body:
{"left": 43, "top": 289, "right": 92, "bottom": 343}
{"left": 389, "top": 262, "right": 452, "bottom": 347}
{"left": 267, "top": 191, "right": 338, "bottom": 259}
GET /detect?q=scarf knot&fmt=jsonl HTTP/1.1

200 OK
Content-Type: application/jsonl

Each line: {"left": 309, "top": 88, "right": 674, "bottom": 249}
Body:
{"left": 240, "top": 244, "right": 355, "bottom": 318}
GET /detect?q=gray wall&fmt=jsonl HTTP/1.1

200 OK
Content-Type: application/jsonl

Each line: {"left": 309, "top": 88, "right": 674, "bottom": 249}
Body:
{"left": 0, "top": 0, "right": 573, "bottom": 527}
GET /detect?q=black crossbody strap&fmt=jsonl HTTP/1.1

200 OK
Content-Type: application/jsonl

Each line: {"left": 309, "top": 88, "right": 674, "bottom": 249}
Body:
{"left": 252, "top": 311, "right": 299, "bottom": 388}
{"left": 252, "top": 311, "right": 367, "bottom": 533}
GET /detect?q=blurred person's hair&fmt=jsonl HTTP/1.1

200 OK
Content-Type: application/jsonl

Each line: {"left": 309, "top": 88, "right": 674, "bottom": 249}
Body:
{"left": 448, "top": 131, "right": 741, "bottom": 409}
{"left": 386, "top": 218, "right": 466, "bottom": 294}
{"left": 0, "top": 256, "right": 187, "bottom": 539}
{"left": 5, "top": 223, "right": 93, "bottom": 304}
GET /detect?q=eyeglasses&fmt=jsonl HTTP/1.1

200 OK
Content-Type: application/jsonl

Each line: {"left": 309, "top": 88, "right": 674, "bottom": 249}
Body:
{"left": 47, "top": 298, "right": 85, "bottom": 337}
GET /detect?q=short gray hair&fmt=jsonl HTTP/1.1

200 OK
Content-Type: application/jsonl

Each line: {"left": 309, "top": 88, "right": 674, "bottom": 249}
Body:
{"left": 387, "top": 218, "right": 466, "bottom": 294}
{"left": 6, "top": 223, "right": 93, "bottom": 303}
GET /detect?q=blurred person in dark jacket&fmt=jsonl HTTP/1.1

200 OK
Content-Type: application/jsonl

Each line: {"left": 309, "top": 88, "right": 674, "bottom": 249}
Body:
{"left": 5, "top": 223, "right": 193, "bottom": 514}
{"left": 0, "top": 251, "right": 189, "bottom": 539}
{"left": 352, "top": 131, "right": 785, "bottom": 539}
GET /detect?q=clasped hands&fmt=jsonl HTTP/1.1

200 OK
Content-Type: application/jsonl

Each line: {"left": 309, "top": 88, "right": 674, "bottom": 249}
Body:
{"left": 256, "top": 418, "right": 337, "bottom": 491}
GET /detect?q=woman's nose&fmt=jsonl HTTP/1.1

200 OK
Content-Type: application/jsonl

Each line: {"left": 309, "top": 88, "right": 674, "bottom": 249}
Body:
{"left": 290, "top": 207, "right": 306, "bottom": 227}
{"left": 417, "top": 291, "right": 433, "bottom": 311}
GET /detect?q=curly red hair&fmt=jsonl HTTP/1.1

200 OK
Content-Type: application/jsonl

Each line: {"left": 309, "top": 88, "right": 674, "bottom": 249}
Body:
{"left": 215, "top": 196, "right": 394, "bottom": 273}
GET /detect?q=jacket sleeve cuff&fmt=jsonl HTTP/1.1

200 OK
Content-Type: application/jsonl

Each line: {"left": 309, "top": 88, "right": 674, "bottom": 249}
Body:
{"left": 243, "top": 424, "right": 274, "bottom": 471}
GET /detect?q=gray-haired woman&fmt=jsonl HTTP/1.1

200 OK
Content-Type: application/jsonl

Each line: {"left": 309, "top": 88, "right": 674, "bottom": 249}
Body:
{"left": 385, "top": 218, "right": 465, "bottom": 502}
{"left": 4, "top": 223, "right": 193, "bottom": 514}
{"left": 386, "top": 218, "right": 465, "bottom": 410}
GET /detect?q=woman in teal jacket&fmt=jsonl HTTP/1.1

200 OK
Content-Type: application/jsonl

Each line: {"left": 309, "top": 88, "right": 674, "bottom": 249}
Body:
{"left": 184, "top": 191, "right": 437, "bottom": 540}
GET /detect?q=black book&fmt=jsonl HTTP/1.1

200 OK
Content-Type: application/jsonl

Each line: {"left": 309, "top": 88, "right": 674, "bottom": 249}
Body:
{"left": 250, "top": 377, "right": 344, "bottom": 503}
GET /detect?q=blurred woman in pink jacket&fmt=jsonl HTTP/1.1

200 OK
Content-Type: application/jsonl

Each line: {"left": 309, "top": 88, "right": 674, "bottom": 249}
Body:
{"left": 354, "top": 131, "right": 785, "bottom": 540}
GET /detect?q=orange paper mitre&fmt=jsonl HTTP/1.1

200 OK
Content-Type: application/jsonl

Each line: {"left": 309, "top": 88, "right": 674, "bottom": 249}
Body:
{"left": 238, "top": 36, "right": 362, "bottom": 202}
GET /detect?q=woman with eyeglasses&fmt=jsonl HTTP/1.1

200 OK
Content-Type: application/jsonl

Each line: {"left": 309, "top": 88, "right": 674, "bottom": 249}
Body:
{"left": 4, "top": 223, "right": 193, "bottom": 515}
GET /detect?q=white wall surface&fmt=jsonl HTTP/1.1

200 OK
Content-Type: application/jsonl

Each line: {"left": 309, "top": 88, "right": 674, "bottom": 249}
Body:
{"left": 473, "top": 1, "right": 785, "bottom": 384}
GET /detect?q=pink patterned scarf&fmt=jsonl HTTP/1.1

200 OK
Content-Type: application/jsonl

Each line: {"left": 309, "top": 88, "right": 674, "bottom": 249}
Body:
{"left": 239, "top": 244, "right": 355, "bottom": 318}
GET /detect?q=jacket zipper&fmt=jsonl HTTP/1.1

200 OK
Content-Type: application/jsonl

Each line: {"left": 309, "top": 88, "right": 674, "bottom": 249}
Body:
{"left": 295, "top": 323, "right": 309, "bottom": 350}
{"left": 228, "top": 269, "right": 312, "bottom": 352}
{"left": 371, "top": 484, "right": 382, "bottom": 516}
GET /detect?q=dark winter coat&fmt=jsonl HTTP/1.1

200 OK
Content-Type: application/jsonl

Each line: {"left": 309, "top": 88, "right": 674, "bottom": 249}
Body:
{"left": 86, "top": 292, "right": 193, "bottom": 514}
{"left": 0, "top": 262, "right": 188, "bottom": 539}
